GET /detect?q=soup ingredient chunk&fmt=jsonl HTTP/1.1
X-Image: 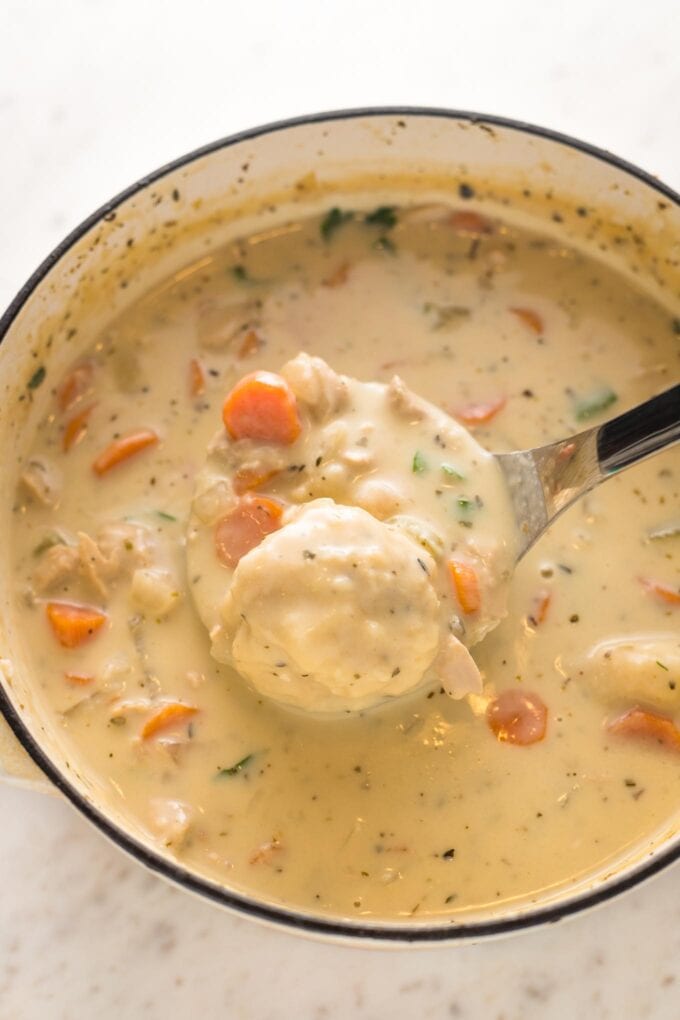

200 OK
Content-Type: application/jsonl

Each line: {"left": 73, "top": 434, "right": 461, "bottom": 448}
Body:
{"left": 188, "top": 354, "right": 518, "bottom": 712}
{"left": 487, "top": 689, "right": 548, "bottom": 745}
{"left": 213, "top": 501, "right": 444, "bottom": 713}
{"left": 92, "top": 428, "right": 159, "bottom": 476}
{"left": 214, "top": 495, "right": 284, "bottom": 567}
{"left": 606, "top": 706, "right": 680, "bottom": 753}
{"left": 46, "top": 601, "right": 107, "bottom": 648}
{"left": 222, "top": 371, "right": 301, "bottom": 445}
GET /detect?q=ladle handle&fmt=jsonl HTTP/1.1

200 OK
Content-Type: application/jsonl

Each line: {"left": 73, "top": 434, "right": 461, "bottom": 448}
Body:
{"left": 598, "top": 384, "right": 680, "bottom": 475}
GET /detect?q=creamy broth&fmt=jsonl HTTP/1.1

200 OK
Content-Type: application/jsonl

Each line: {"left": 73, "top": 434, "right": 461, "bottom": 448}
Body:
{"left": 12, "top": 203, "right": 680, "bottom": 921}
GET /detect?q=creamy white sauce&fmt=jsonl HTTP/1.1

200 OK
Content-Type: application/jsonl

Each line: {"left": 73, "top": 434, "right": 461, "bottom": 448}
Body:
{"left": 10, "top": 202, "right": 680, "bottom": 921}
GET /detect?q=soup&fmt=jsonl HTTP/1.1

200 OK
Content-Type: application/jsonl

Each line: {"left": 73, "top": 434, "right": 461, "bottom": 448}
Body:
{"left": 12, "top": 201, "right": 680, "bottom": 922}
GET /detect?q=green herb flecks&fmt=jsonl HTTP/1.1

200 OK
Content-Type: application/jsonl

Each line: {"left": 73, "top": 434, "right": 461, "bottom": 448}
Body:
{"left": 217, "top": 753, "right": 255, "bottom": 778}
{"left": 27, "top": 366, "right": 46, "bottom": 391}
{"left": 656, "top": 661, "right": 669, "bottom": 671}
{"left": 32, "top": 533, "right": 66, "bottom": 558}
{"left": 156, "top": 511, "right": 177, "bottom": 522}
{"left": 412, "top": 451, "right": 428, "bottom": 474}
{"left": 423, "top": 303, "right": 471, "bottom": 331}
{"left": 441, "top": 463, "right": 465, "bottom": 481}
{"left": 573, "top": 385, "right": 618, "bottom": 421}
{"left": 364, "top": 206, "right": 398, "bottom": 229}
{"left": 320, "top": 207, "right": 353, "bottom": 241}
{"left": 456, "top": 496, "right": 476, "bottom": 528}
{"left": 231, "top": 264, "right": 249, "bottom": 282}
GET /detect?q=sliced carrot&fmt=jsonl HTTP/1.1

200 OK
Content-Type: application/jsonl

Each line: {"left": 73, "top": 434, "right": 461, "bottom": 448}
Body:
{"left": 46, "top": 602, "right": 107, "bottom": 648}
{"left": 448, "top": 210, "right": 494, "bottom": 235}
{"left": 222, "top": 371, "right": 301, "bottom": 445}
{"left": 189, "top": 358, "right": 206, "bottom": 397}
{"left": 215, "top": 495, "right": 283, "bottom": 568}
{"left": 57, "top": 361, "right": 94, "bottom": 412}
{"left": 639, "top": 577, "right": 680, "bottom": 606}
{"left": 63, "top": 403, "right": 96, "bottom": 452}
{"left": 238, "top": 328, "right": 265, "bottom": 359}
{"left": 527, "top": 589, "right": 552, "bottom": 627}
{"left": 510, "top": 307, "right": 544, "bottom": 334}
{"left": 447, "top": 560, "right": 481, "bottom": 615}
{"left": 322, "top": 262, "right": 350, "bottom": 288}
{"left": 141, "top": 702, "right": 198, "bottom": 740}
{"left": 232, "top": 466, "right": 280, "bottom": 495}
{"left": 92, "top": 428, "right": 159, "bottom": 476}
{"left": 64, "top": 672, "right": 95, "bottom": 686}
{"left": 453, "top": 396, "right": 506, "bottom": 427}
{"left": 606, "top": 706, "right": 680, "bottom": 753}
{"left": 487, "top": 689, "right": 548, "bottom": 745}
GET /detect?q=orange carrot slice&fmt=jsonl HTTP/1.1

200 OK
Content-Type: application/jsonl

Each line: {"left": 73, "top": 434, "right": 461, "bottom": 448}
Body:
{"left": 222, "top": 371, "right": 301, "bottom": 445}
{"left": 63, "top": 403, "right": 96, "bottom": 452}
{"left": 92, "top": 428, "right": 159, "bottom": 476}
{"left": 64, "top": 672, "right": 95, "bottom": 686}
{"left": 639, "top": 577, "right": 680, "bottom": 606}
{"left": 606, "top": 706, "right": 680, "bottom": 752}
{"left": 57, "top": 361, "right": 94, "bottom": 412}
{"left": 215, "top": 495, "right": 283, "bottom": 568}
{"left": 448, "top": 561, "right": 481, "bottom": 614}
{"left": 527, "top": 589, "right": 552, "bottom": 627}
{"left": 510, "top": 307, "right": 544, "bottom": 334}
{"left": 141, "top": 702, "right": 198, "bottom": 740}
{"left": 46, "top": 602, "right": 107, "bottom": 648}
{"left": 232, "top": 466, "right": 280, "bottom": 495}
{"left": 237, "top": 328, "right": 265, "bottom": 359}
{"left": 453, "top": 396, "right": 506, "bottom": 427}
{"left": 448, "top": 210, "right": 494, "bottom": 235}
{"left": 189, "top": 358, "right": 206, "bottom": 397}
{"left": 487, "top": 689, "right": 548, "bottom": 745}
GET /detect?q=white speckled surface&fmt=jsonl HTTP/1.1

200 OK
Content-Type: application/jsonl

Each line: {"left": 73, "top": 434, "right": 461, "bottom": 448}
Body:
{"left": 1, "top": 2, "right": 679, "bottom": 1017}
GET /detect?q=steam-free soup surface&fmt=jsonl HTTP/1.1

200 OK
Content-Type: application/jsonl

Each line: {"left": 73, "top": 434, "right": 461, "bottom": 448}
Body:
{"left": 13, "top": 202, "right": 680, "bottom": 921}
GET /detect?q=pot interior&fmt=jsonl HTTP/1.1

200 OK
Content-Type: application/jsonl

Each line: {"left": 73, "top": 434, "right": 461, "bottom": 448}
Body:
{"left": 0, "top": 109, "right": 678, "bottom": 942}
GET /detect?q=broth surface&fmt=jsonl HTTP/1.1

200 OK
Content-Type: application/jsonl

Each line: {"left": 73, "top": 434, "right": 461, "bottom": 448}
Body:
{"left": 12, "top": 203, "right": 680, "bottom": 921}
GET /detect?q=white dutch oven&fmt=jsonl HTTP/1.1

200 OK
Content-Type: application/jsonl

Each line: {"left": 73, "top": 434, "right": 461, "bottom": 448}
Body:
{"left": 0, "top": 109, "right": 678, "bottom": 944}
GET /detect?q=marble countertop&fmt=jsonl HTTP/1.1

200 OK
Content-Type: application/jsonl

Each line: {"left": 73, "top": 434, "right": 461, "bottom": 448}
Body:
{"left": 1, "top": 1, "right": 678, "bottom": 1017}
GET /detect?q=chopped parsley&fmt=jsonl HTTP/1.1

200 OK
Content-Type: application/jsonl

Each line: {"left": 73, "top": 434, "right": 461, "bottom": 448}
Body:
{"left": 364, "top": 206, "right": 398, "bottom": 229}
{"left": 217, "top": 753, "right": 255, "bottom": 778}
{"left": 656, "top": 660, "right": 669, "bottom": 671}
{"left": 320, "top": 207, "right": 353, "bottom": 241}
{"left": 441, "top": 463, "right": 465, "bottom": 481}
{"left": 156, "top": 511, "right": 177, "bottom": 522}
{"left": 32, "top": 533, "right": 65, "bottom": 557}
{"left": 573, "top": 385, "right": 618, "bottom": 421}
{"left": 27, "top": 365, "right": 46, "bottom": 390}
{"left": 231, "top": 264, "right": 249, "bottom": 282}
{"left": 412, "top": 450, "right": 428, "bottom": 474}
